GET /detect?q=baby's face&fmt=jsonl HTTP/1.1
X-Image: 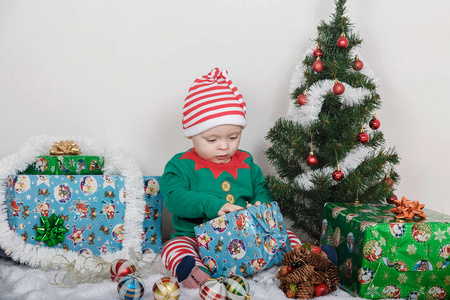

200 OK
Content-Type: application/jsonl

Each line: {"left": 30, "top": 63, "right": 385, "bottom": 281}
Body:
{"left": 190, "top": 125, "right": 242, "bottom": 164}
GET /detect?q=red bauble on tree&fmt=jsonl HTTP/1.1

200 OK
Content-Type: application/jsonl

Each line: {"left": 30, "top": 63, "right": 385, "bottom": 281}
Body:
{"left": 306, "top": 152, "right": 318, "bottom": 167}
{"left": 332, "top": 165, "right": 344, "bottom": 182}
{"left": 333, "top": 80, "right": 345, "bottom": 95}
{"left": 297, "top": 91, "right": 308, "bottom": 105}
{"left": 312, "top": 46, "right": 323, "bottom": 58}
{"left": 336, "top": 33, "right": 349, "bottom": 48}
{"left": 313, "top": 58, "right": 324, "bottom": 73}
{"left": 383, "top": 175, "right": 394, "bottom": 187}
{"left": 353, "top": 55, "right": 364, "bottom": 70}
{"left": 358, "top": 128, "right": 369, "bottom": 144}
{"left": 369, "top": 116, "right": 381, "bottom": 130}
{"left": 387, "top": 194, "right": 397, "bottom": 205}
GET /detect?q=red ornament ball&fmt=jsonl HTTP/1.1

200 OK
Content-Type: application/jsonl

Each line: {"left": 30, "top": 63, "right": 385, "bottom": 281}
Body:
{"left": 313, "top": 59, "right": 324, "bottom": 73}
{"left": 314, "top": 282, "right": 329, "bottom": 297}
{"left": 332, "top": 169, "right": 344, "bottom": 182}
{"left": 387, "top": 194, "right": 397, "bottom": 205}
{"left": 306, "top": 154, "right": 318, "bottom": 167}
{"left": 336, "top": 36, "right": 349, "bottom": 48}
{"left": 297, "top": 93, "right": 307, "bottom": 105}
{"left": 110, "top": 259, "right": 137, "bottom": 282}
{"left": 369, "top": 118, "right": 381, "bottom": 130}
{"left": 199, "top": 278, "right": 227, "bottom": 300}
{"left": 358, "top": 132, "right": 370, "bottom": 144}
{"left": 313, "top": 48, "right": 323, "bottom": 58}
{"left": 353, "top": 59, "right": 364, "bottom": 70}
{"left": 333, "top": 82, "right": 345, "bottom": 95}
{"left": 383, "top": 176, "right": 394, "bottom": 187}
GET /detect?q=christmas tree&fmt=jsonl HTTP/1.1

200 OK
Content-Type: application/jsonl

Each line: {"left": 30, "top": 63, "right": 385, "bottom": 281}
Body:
{"left": 265, "top": 0, "right": 400, "bottom": 240}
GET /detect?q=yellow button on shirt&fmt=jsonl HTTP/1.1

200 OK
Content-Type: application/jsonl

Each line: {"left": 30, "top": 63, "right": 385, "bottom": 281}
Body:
{"left": 221, "top": 181, "right": 231, "bottom": 192}
{"left": 226, "top": 194, "right": 235, "bottom": 204}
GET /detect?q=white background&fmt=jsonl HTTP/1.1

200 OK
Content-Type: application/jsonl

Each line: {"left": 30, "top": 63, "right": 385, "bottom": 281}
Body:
{"left": 1, "top": 1, "right": 449, "bottom": 239}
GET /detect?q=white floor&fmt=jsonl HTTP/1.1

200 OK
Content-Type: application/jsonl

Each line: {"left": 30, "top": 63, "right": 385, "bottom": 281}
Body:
{"left": 0, "top": 256, "right": 359, "bottom": 300}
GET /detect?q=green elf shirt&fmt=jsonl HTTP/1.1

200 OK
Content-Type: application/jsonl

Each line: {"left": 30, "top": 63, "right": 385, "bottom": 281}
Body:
{"left": 161, "top": 148, "right": 273, "bottom": 239}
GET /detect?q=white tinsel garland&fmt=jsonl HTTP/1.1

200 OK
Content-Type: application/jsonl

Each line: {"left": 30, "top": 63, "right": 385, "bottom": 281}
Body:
{"left": 0, "top": 136, "right": 153, "bottom": 269}
{"left": 285, "top": 46, "right": 383, "bottom": 191}
{"left": 287, "top": 46, "right": 378, "bottom": 126}
{"left": 287, "top": 79, "right": 371, "bottom": 127}
{"left": 295, "top": 146, "right": 372, "bottom": 190}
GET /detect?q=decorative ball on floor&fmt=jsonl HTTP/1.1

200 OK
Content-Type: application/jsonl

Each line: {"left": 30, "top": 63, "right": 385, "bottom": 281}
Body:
{"left": 117, "top": 274, "right": 145, "bottom": 300}
{"left": 152, "top": 277, "right": 180, "bottom": 300}
{"left": 223, "top": 275, "right": 252, "bottom": 300}
{"left": 199, "top": 278, "right": 227, "bottom": 300}
{"left": 110, "top": 259, "right": 137, "bottom": 282}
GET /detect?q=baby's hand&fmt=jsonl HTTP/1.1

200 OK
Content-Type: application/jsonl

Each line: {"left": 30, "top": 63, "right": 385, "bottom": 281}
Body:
{"left": 246, "top": 201, "right": 261, "bottom": 208}
{"left": 218, "top": 203, "right": 243, "bottom": 216}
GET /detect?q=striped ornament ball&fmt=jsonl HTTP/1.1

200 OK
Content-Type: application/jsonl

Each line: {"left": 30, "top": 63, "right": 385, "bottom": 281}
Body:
{"left": 110, "top": 259, "right": 137, "bottom": 282}
{"left": 224, "top": 275, "right": 252, "bottom": 300}
{"left": 152, "top": 277, "right": 180, "bottom": 300}
{"left": 117, "top": 275, "right": 145, "bottom": 300}
{"left": 199, "top": 278, "right": 227, "bottom": 300}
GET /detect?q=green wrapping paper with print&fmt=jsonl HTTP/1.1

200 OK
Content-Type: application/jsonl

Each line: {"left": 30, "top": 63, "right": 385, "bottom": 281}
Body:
{"left": 21, "top": 155, "right": 104, "bottom": 175}
{"left": 320, "top": 202, "right": 450, "bottom": 299}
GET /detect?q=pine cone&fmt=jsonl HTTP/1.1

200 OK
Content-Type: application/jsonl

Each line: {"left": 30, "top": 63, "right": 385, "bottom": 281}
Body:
{"left": 280, "top": 264, "right": 315, "bottom": 283}
{"left": 295, "top": 281, "right": 314, "bottom": 299}
{"left": 310, "top": 270, "right": 326, "bottom": 285}
{"left": 327, "top": 264, "right": 339, "bottom": 291}
{"left": 305, "top": 252, "right": 331, "bottom": 271}
{"left": 281, "top": 248, "right": 307, "bottom": 266}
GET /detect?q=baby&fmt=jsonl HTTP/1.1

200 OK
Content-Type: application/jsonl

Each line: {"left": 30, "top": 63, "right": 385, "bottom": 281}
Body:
{"left": 160, "top": 68, "right": 300, "bottom": 288}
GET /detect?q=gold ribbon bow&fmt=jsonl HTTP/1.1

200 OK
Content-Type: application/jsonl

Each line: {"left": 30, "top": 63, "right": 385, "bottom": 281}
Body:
{"left": 389, "top": 196, "right": 426, "bottom": 220}
{"left": 50, "top": 140, "right": 82, "bottom": 155}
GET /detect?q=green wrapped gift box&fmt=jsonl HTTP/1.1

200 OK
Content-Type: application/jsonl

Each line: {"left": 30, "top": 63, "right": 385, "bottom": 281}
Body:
{"left": 21, "top": 156, "right": 104, "bottom": 175}
{"left": 320, "top": 202, "right": 450, "bottom": 299}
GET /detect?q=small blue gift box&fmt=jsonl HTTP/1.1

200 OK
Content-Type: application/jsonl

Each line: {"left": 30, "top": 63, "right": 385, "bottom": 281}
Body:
{"left": 194, "top": 201, "right": 291, "bottom": 278}
{"left": 2, "top": 175, "right": 162, "bottom": 257}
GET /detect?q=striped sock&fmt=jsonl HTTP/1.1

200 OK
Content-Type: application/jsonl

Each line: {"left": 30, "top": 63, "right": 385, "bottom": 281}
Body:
{"left": 175, "top": 256, "right": 211, "bottom": 289}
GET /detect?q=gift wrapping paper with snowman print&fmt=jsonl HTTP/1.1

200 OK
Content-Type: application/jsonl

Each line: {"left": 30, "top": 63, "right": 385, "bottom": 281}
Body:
{"left": 194, "top": 201, "right": 291, "bottom": 278}
{"left": 320, "top": 202, "right": 450, "bottom": 300}
{"left": 2, "top": 175, "right": 162, "bottom": 257}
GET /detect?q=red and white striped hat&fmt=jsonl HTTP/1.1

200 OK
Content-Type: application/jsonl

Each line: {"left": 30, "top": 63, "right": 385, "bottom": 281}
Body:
{"left": 182, "top": 68, "right": 247, "bottom": 137}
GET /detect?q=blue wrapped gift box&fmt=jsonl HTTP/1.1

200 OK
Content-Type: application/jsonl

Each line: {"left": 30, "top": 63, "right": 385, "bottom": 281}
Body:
{"left": 194, "top": 201, "right": 291, "bottom": 278}
{"left": 2, "top": 175, "right": 162, "bottom": 257}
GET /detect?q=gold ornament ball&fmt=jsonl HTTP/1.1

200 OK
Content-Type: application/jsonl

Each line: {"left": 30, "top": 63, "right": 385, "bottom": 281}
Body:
{"left": 152, "top": 277, "right": 180, "bottom": 300}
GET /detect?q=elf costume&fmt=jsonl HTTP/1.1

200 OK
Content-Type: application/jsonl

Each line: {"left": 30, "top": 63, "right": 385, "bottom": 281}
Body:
{"left": 160, "top": 67, "right": 301, "bottom": 289}
{"left": 161, "top": 148, "right": 273, "bottom": 239}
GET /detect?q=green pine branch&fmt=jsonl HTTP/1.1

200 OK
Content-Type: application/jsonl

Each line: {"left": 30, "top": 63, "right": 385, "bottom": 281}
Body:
{"left": 265, "top": 0, "right": 400, "bottom": 240}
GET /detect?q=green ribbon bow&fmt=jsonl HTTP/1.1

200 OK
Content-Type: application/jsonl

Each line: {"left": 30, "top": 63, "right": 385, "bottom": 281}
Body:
{"left": 35, "top": 214, "right": 69, "bottom": 247}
